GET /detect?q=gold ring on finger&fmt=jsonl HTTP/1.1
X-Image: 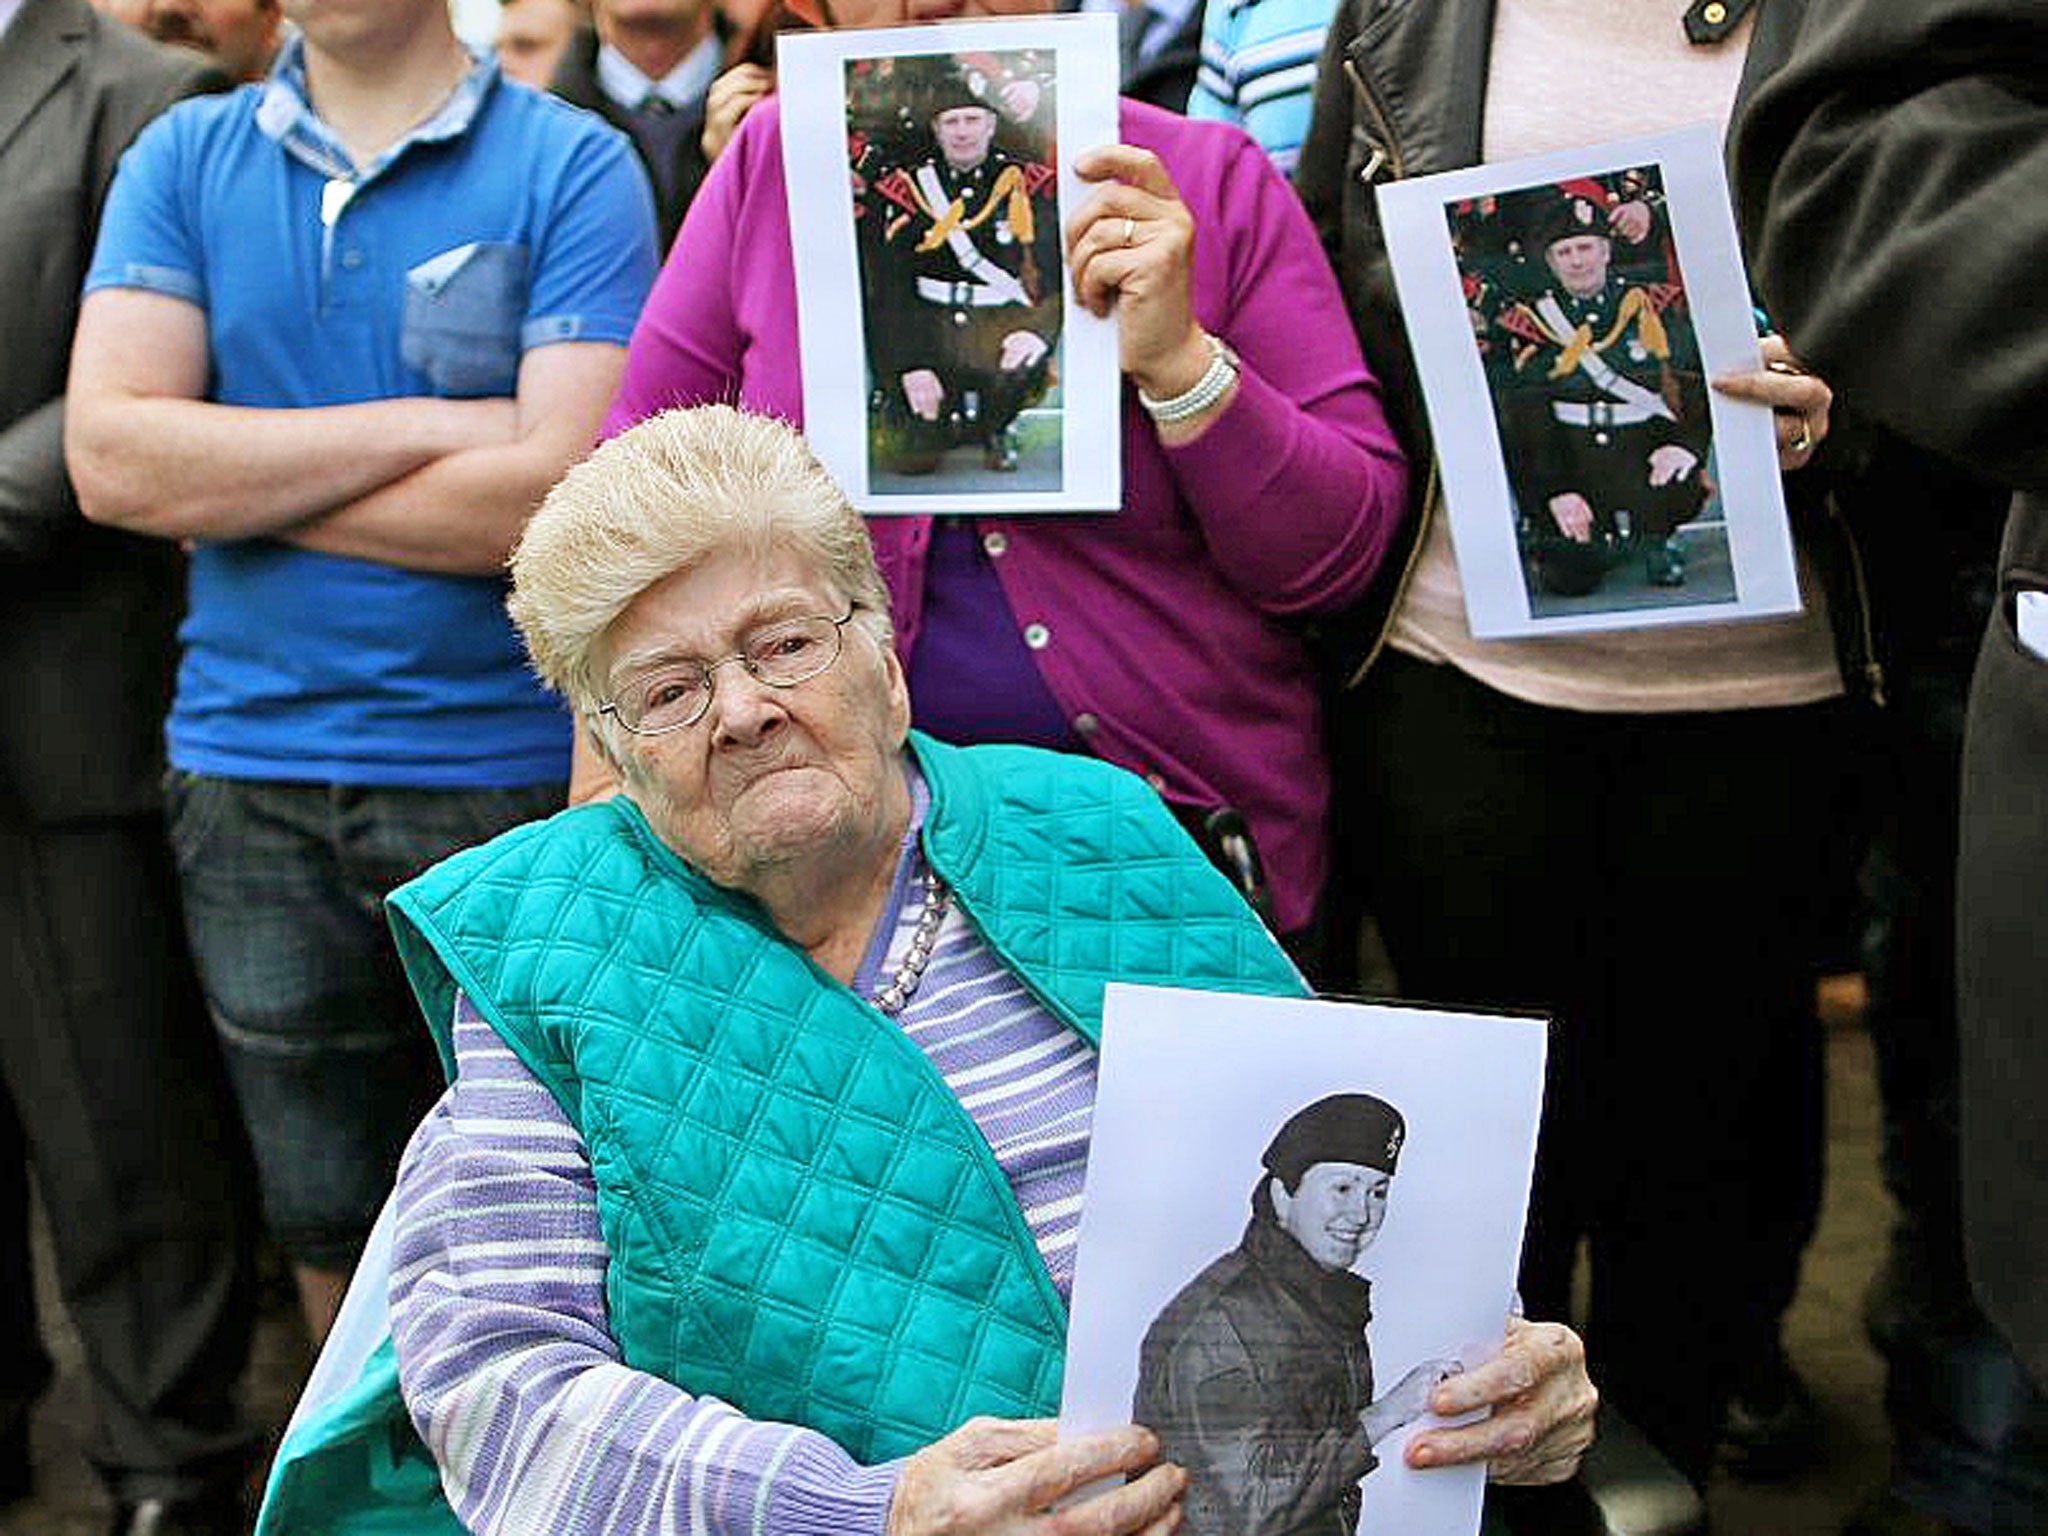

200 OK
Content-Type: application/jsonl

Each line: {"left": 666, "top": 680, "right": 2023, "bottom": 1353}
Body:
{"left": 1121, "top": 216, "right": 1137, "bottom": 248}
{"left": 1791, "top": 419, "right": 1813, "bottom": 454}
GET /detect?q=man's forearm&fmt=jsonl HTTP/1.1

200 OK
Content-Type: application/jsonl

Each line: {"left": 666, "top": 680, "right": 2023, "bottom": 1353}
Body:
{"left": 69, "top": 392, "right": 517, "bottom": 543}
{"left": 283, "top": 435, "right": 579, "bottom": 576}
{"left": 281, "top": 341, "right": 626, "bottom": 576}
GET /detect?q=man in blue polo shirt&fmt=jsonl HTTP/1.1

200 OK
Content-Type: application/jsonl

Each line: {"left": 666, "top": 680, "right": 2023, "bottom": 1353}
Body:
{"left": 67, "top": 0, "right": 657, "bottom": 1345}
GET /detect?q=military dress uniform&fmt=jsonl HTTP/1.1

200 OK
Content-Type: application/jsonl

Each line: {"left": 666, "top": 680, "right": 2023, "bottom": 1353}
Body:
{"left": 1491, "top": 194, "right": 1709, "bottom": 596}
{"left": 862, "top": 118, "right": 1062, "bottom": 473}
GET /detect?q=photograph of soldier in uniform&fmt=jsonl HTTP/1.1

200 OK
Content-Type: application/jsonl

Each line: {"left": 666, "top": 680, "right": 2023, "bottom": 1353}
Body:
{"left": 849, "top": 49, "right": 1066, "bottom": 491}
{"left": 779, "top": 16, "right": 1120, "bottom": 512}
{"left": 1058, "top": 985, "right": 1550, "bottom": 1536}
{"left": 1373, "top": 126, "right": 1803, "bottom": 640}
{"left": 1454, "top": 168, "right": 1728, "bottom": 615}
{"left": 1132, "top": 1094, "right": 1462, "bottom": 1536}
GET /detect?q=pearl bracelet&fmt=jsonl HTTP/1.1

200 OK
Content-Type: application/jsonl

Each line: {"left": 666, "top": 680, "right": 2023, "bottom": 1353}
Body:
{"left": 1137, "top": 333, "right": 1240, "bottom": 424}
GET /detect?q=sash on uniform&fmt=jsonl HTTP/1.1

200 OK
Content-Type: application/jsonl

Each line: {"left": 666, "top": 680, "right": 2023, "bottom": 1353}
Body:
{"left": 1524, "top": 290, "right": 1676, "bottom": 422}
{"left": 910, "top": 162, "right": 1032, "bottom": 306}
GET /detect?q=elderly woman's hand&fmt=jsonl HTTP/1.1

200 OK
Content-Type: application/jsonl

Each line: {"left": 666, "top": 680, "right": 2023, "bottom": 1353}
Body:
{"left": 887, "top": 1418, "right": 1185, "bottom": 1536}
{"left": 1713, "top": 334, "right": 1833, "bottom": 473}
{"left": 1066, "top": 145, "right": 1229, "bottom": 442}
{"left": 1403, "top": 1318, "right": 1597, "bottom": 1486}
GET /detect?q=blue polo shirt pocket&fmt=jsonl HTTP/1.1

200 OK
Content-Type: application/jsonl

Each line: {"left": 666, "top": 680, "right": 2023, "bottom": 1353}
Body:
{"left": 402, "top": 242, "right": 529, "bottom": 396}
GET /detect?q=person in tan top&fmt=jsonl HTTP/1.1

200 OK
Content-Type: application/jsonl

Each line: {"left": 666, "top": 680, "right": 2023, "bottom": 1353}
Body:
{"left": 1297, "top": 0, "right": 1846, "bottom": 1489}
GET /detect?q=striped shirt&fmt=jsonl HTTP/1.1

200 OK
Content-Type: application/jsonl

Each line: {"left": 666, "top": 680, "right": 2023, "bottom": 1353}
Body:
{"left": 847, "top": 786, "right": 1098, "bottom": 1295}
{"left": 1187, "top": 0, "right": 1340, "bottom": 174}
{"left": 389, "top": 774, "right": 1097, "bottom": 1535}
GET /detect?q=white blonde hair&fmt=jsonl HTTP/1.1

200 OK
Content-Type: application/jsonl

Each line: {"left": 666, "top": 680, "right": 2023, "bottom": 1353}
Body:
{"left": 509, "top": 405, "right": 893, "bottom": 720}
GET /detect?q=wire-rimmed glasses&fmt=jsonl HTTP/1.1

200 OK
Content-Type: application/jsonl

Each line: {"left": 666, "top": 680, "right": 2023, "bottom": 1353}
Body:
{"left": 599, "top": 606, "right": 860, "bottom": 735}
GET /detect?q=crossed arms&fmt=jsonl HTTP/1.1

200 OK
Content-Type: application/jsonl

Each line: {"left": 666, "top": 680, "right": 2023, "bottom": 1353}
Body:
{"left": 66, "top": 287, "right": 625, "bottom": 576}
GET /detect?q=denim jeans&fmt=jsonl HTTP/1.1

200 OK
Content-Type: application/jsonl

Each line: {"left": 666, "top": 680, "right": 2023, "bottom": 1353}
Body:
{"left": 165, "top": 774, "right": 562, "bottom": 1270}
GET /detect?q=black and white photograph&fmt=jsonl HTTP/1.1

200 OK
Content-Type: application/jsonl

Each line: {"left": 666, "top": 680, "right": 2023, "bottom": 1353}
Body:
{"left": 1060, "top": 986, "right": 1548, "bottom": 1536}
{"left": 780, "top": 16, "right": 1121, "bottom": 513}
{"left": 1377, "top": 127, "right": 1801, "bottom": 639}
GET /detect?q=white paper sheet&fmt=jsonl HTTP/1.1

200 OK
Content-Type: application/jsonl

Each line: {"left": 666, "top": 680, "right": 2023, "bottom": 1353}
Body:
{"left": 2017, "top": 590, "right": 2048, "bottom": 661}
{"left": 780, "top": 16, "right": 1122, "bottom": 513}
{"left": 1060, "top": 985, "right": 1548, "bottom": 1536}
{"left": 1376, "top": 126, "right": 1802, "bottom": 638}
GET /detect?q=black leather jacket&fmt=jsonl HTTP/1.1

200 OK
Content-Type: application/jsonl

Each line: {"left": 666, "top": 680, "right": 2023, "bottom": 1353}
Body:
{"left": 1292, "top": 0, "right": 1887, "bottom": 699}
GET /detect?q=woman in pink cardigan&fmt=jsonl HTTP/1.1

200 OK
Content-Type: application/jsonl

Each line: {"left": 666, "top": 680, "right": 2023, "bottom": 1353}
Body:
{"left": 602, "top": 0, "right": 1408, "bottom": 951}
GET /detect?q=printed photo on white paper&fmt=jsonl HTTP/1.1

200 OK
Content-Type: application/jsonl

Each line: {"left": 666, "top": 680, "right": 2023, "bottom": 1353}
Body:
{"left": 1376, "top": 125, "right": 1802, "bottom": 638}
{"left": 779, "top": 16, "right": 1121, "bottom": 513}
{"left": 1059, "top": 985, "right": 1548, "bottom": 1536}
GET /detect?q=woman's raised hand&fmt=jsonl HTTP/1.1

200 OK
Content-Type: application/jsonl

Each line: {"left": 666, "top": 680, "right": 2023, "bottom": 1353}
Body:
{"left": 1065, "top": 145, "right": 1210, "bottom": 406}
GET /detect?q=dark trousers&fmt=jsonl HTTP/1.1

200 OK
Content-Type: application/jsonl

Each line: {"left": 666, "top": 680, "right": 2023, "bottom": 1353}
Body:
{"left": 1516, "top": 420, "right": 1708, "bottom": 597}
{"left": 1868, "top": 651, "right": 2048, "bottom": 1532}
{"left": 0, "top": 813, "right": 256, "bottom": 1503}
{"left": 1338, "top": 652, "right": 1840, "bottom": 1484}
{"left": 872, "top": 306, "right": 1053, "bottom": 462}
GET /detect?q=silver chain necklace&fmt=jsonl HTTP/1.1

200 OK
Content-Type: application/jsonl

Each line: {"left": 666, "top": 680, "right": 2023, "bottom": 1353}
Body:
{"left": 871, "top": 873, "right": 951, "bottom": 1016}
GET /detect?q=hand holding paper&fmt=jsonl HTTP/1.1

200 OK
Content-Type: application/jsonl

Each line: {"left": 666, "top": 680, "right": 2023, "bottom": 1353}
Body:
{"left": 1061, "top": 989, "right": 1561, "bottom": 1535}
{"left": 1065, "top": 145, "right": 1211, "bottom": 407}
{"left": 1406, "top": 1318, "right": 1598, "bottom": 1486}
{"left": 1374, "top": 127, "right": 1807, "bottom": 632}
{"left": 1712, "top": 334, "right": 1832, "bottom": 471}
{"left": 887, "top": 1419, "right": 1184, "bottom": 1536}
{"left": 779, "top": 15, "right": 1123, "bottom": 510}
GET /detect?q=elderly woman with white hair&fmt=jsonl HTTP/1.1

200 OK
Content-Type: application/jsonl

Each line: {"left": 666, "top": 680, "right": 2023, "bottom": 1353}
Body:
{"left": 254, "top": 405, "right": 1595, "bottom": 1536}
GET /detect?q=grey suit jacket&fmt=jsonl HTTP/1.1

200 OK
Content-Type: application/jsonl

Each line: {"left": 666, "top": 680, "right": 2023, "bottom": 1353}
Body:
{"left": 0, "top": 0, "right": 218, "bottom": 821}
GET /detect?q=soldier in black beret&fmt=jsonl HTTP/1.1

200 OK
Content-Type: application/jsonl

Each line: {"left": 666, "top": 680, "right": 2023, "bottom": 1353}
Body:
{"left": 1132, "top": 1094, "right": 1459, "bottom": 1536}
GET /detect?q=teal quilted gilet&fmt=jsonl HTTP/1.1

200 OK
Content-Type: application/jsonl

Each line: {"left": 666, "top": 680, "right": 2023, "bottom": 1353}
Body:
{"left": 386, "top": 735, "right": 1305, "bottom": 1461}
{"left": 249, "top": 736, "right": 1309, "bottom": 1536}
